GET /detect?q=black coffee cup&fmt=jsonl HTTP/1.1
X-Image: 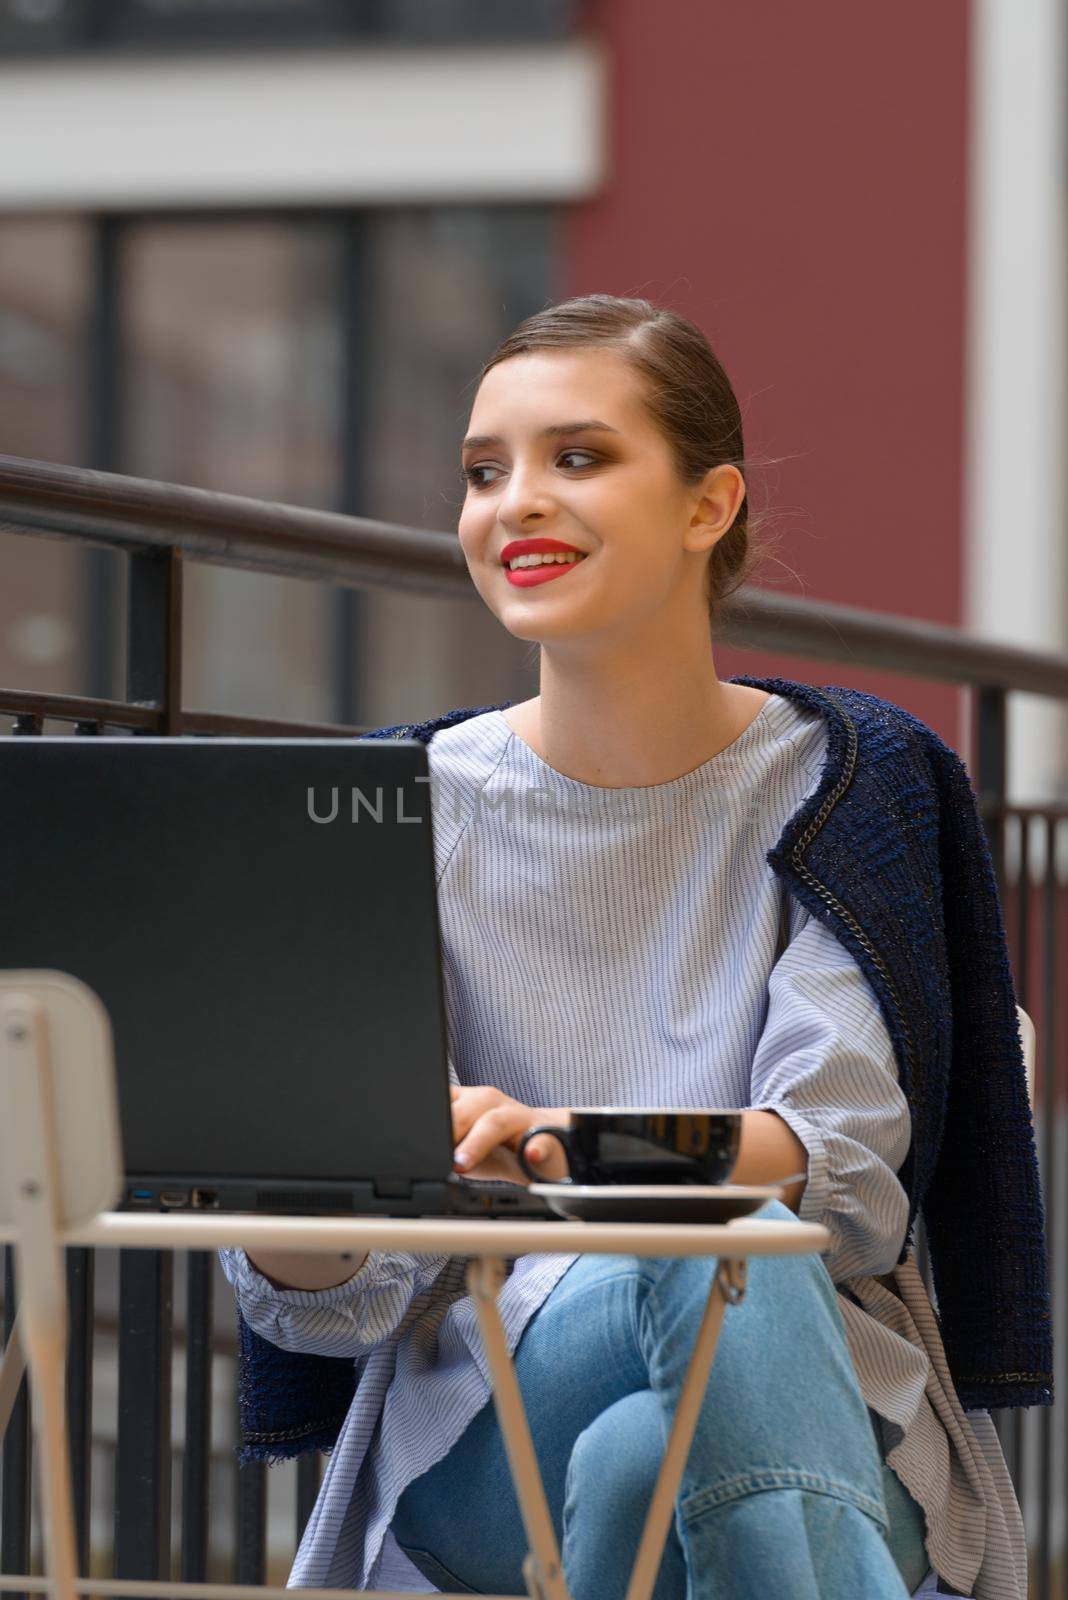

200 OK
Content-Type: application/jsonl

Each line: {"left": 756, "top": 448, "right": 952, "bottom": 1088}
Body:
{"left": 516, "top": 1109, "right": 742, "bottom": 1187}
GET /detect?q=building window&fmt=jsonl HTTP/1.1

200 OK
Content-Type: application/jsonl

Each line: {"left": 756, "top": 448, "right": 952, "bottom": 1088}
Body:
{"left": 0, "top": 217, "right": 90, "bottom": 698}
{"left": 0, "top": 205, "right": 556, "bottom": 724}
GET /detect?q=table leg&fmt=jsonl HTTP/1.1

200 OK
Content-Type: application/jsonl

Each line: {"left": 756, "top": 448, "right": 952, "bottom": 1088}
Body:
{"left": 0, "top": 1305, "right": 27, "bottom": 1441}
{"left": 24, "top": 1322, "right": 79, "bottom": 1600}
{"left": 467, "top": 1254, "right": 747, "bottom": 1600}
{"left": 467, "top": 1257, "right": 573, "bottom": 1600}
{"left": 624, "top": 1257, "right": 747, "bottom": 1600}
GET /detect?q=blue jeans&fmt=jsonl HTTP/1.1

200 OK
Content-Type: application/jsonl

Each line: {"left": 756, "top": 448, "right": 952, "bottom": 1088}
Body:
{"left": 391, "top": 1201, "right": 930, "bottom": 1598}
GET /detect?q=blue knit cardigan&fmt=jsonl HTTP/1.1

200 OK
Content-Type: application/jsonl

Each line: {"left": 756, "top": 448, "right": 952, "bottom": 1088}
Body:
{"left": 234, "top": 674, "right": 1053, "bottom": 1463}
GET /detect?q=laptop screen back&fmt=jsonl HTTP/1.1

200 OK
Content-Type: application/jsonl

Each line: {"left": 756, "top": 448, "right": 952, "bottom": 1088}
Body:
{"left": 0, "top": 737, "right": 455, "bottom": 1191}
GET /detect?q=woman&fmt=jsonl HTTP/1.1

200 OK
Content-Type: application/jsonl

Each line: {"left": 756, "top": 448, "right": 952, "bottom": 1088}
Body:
{"left": 222, "top": 295, "right": 1048, "bottom": 1598}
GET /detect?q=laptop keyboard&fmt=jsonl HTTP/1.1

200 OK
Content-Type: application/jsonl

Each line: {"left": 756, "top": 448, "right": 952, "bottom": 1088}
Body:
{"left": 446, "top": 1172, "right": 561, "bottom": 1217}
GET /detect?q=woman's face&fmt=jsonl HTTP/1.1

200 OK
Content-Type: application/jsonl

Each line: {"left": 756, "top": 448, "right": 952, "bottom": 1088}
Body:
{"left": 457, "top": 348, "right": 740, "bottom": 648}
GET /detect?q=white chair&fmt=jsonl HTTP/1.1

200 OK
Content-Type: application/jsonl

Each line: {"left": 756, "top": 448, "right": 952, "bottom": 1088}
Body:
{"left": 908, "top": 1004, "right": 1036, "bottom": 1600}
{"left": 1016, "top": 1004, "right": 1036, "bottom": 1110}
{"left": 0, "top": 971, "right": 123, "bottom": 1600}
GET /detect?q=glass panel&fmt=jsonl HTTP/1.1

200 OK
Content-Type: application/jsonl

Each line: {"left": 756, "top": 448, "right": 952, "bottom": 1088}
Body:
{"left": 119, "top": 221, "right": 343, "bottom": 723}
{"left": 357, "top": 203, "right": 559, "bottom": 725}
{"left": 98, "top": 0, "right": 369, "bottom": 48}
{"left": 0, "top": 0, "right": 575, "bottom": 52}
{"left": 371, "top": 0, "right": 576, "bottom": 41}
{"left": 0, "top": 216, "right": 90, "bottom": 704}
{"left": 0, "top": 0, "right": 91, "bottom": 55}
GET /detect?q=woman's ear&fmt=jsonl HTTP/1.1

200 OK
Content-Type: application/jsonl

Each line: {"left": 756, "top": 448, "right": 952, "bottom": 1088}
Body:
{"left": 685, "top": 463, "right": 746, "bottom": 554}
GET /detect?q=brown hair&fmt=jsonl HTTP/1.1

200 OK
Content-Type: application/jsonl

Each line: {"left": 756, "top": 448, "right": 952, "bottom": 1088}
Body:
{"left": 470, "top": 292, "right": 780, "bottom": 634}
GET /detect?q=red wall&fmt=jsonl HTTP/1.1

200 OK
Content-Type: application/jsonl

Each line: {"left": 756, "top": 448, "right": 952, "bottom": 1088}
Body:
{"left": 569, "top": 0, "right": 971, "bottom": 756}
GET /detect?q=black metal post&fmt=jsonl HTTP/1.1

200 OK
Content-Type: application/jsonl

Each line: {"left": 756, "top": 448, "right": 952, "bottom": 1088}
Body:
{"left": 63, "top": 705, "right": 101, "bottom": 1568}
{"left": 296, "top": 1452, "right": 320, "bottom": 1547}
{"left": 2, "top": 718, "right": 39, "bottom": 1593}
{"left": 1007, "top": 818, "right": 1032, "bottom": 1498}
{"left": 180, "top": 1253, "right": 213, "bottom": 1580}
{"left": 974, "top": 686, "right": 1018, "bottom": 1470}
{"left": 128, "top": 546, "right": 183, "bottom": 732}
{"left": 331, "top": 215, "right": 368, "bottom": 727}
{"left": 1037, "top": 815, "right": 1057, "bottom": 1596}
{"left": 974, "top": 685, "right": 1008, "bottom": 900}
{"left": 114, "top": 1250, "right": 174, "bottom": 1582}
{"left": 235, "top": 1457, "right": 266, "bottom": 1584}
{"left": 65, "top": 1248, "right": 94, "bottom": 1572}
{"left": 114, "top": 527, "right": 181, "bottom": 1583}
{"left": 85, "top": 216, "right": 123, "bottom": 703}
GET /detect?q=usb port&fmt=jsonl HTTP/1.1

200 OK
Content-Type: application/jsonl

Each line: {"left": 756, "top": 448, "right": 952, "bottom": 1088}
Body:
{"left": 190, "top": 1188, "right": 220, "bottom": 1209}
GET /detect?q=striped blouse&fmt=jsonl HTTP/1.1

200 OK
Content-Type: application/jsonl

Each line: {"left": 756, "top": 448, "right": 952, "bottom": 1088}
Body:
{"left": 220, "top": 691, "right": 1025, "bottom": 1597}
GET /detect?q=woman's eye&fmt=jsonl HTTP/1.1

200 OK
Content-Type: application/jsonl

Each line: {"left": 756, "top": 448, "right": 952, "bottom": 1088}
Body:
{"left": 460, "top": 450, "right": 599, "bottom": 489}
{"left": 459, "top": 464, "right": 499, "bottom": 488}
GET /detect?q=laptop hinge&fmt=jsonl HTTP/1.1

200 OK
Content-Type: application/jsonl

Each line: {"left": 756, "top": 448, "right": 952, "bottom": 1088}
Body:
{"left": 373, "top": 1177, "right": 414, "bottom": 1200}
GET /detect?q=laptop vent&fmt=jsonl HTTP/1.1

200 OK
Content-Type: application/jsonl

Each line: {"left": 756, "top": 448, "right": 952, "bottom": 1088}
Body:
{"left": 255, "top": 1190, "right": 355, "bottom": 1212}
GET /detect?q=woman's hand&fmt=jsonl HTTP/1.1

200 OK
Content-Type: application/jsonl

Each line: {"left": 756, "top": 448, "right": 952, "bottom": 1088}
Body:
{"left": 450, "top": 1085, "right": 572, "bottom": 1184}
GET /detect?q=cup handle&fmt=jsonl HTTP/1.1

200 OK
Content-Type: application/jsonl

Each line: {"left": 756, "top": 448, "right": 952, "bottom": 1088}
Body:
{"left": 517, "top": 1125, "right": 572, "bottom": 1184}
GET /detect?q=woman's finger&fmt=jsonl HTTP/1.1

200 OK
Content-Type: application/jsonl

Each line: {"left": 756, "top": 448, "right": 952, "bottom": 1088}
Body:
{"left": 450, "top": 1087, "right": 507, "bottom": 1149}
{"left": 453, "top": 1103, "right": 525, "bottom": 1169}
{"left": 518, "top": 1134, "right": 571, "bottom": 1181}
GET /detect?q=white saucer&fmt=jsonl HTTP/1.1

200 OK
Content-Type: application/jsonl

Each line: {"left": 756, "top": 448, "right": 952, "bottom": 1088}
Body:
{"left": 526, "top": 1182, "right": 783, "bottom": 1224}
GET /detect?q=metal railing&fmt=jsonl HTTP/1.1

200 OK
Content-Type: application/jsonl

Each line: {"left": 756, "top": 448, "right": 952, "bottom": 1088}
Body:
{"left": 0, "top": 453, "right": 1064, "bottom": 1594}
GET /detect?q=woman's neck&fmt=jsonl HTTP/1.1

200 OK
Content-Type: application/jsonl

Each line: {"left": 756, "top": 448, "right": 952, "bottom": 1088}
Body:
{"left": 502, "top": 674, "right": 771, "bottom": 789}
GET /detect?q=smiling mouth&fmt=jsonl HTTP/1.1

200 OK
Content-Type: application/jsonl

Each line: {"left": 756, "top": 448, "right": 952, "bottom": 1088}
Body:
{"left": 503, "top": 553, "right": 590, "bottom": 587}
{"left": 502, "top": 551, "right": 588, "bottom": 570}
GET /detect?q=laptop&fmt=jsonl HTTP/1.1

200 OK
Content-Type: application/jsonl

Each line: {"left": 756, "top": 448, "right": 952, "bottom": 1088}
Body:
{"left": 0, "top": 734, "right": 559, "bottom": 1220}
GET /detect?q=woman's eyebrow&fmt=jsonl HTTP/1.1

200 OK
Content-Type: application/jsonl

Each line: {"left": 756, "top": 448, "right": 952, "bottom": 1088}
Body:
{"left": 460, "top": 420, "right": 622, "bottom": 452}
